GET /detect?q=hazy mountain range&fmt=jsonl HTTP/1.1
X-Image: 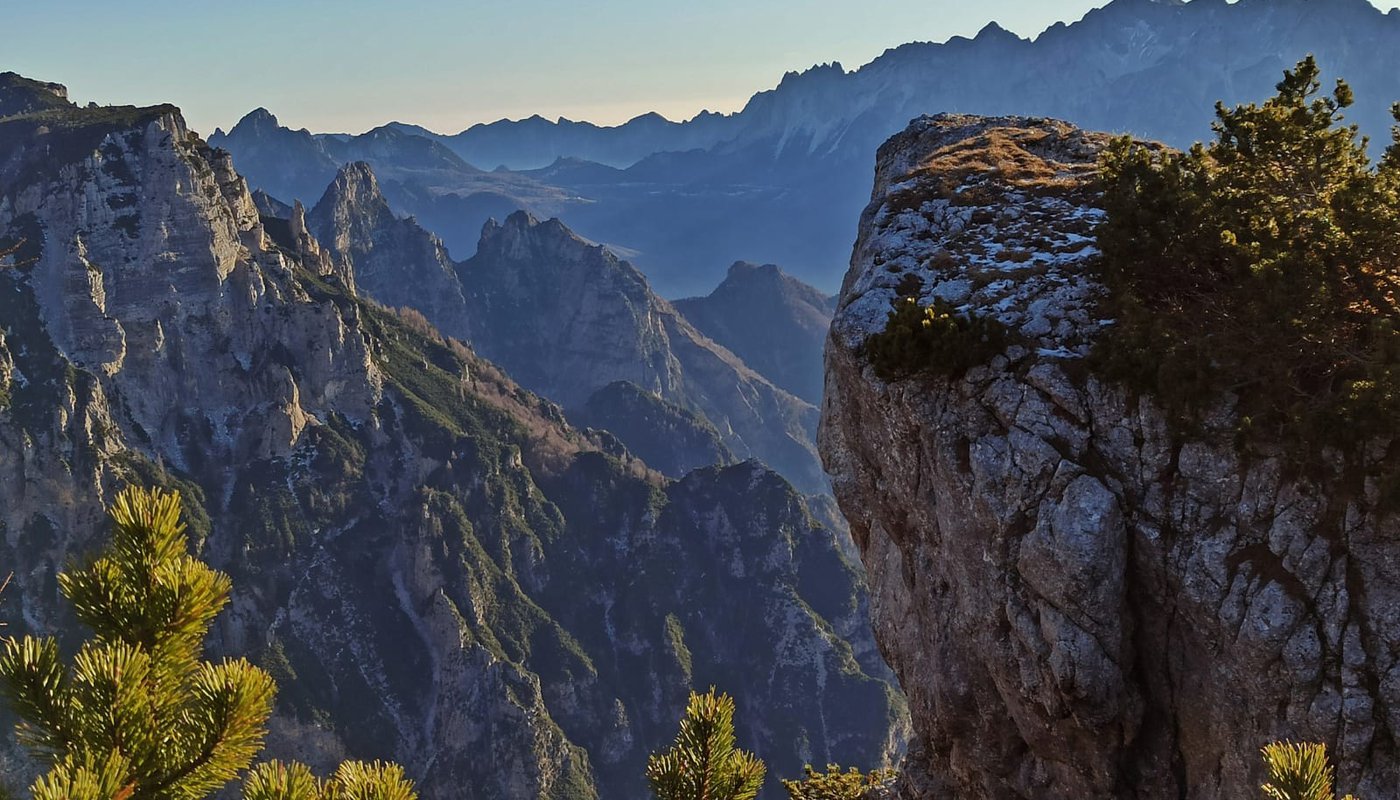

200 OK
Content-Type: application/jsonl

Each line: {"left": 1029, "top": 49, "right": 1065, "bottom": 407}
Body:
{"left": 0, "top": 75, "right": 900, "bottom": 799}
{"left": 212, "top": 0, "right": 1400, "bottom": 296}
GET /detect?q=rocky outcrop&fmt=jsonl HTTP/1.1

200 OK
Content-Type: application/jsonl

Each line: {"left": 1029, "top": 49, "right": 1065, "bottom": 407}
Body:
{"left": 675, "top": 261, "right": 835, "bottom": 405}
{"left": 459, "top": 211, "right": 827, "bottom": 493}
{"left": 307, "top": 161, "right": 471, "bottom": 336}
{"left": 0, "top": 72, "right": 71, "bottom": 117}
{"left": 820, "top": 114, "right": 1400, "bottom": 799}
{"left": 0, "top": 81, "right": 905, "bottom": 799}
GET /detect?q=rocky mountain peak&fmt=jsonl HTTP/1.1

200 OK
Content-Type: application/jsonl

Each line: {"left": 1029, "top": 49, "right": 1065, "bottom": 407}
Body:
{"left": 231, "top": 106, "right": 283, "bottom": 133}
{"left": 476, "top": 210, "right": 626, "bottom": 280}
{"left": 822, "top": 113, "right": 1400, "bottom": 798}
{"left": 459, "top": 213, "right": 827, "bottom": 490}
{"left": 718, "top": 260, "right": 826, "bottom": 302}
{"left": 288, "top": 199, "right": 342, "bottom": 282}
{"left": 304, "top": 162, "right": 463, "bottom": 333}
{"left": 675, "top": 262, "right": 834, "bottom": 405}
{"left": 313, "top": 160, "right": 391, "bottom": 221}
{"left": 0, "top": 72, "right": 72, "bottom": 117}
{"left": 972, "top": 21, "right": 1022, "bottom": 43}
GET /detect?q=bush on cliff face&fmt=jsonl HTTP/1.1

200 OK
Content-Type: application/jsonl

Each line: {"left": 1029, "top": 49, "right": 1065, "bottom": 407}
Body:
{"left": 1095, "top": 56, "right": 1400, "bottom": 469}
{"left": 0, "top": 487, "right": 416, "bottom": 800}
{"left": 865, "top": 296, "right": 1009, "bottom": 380}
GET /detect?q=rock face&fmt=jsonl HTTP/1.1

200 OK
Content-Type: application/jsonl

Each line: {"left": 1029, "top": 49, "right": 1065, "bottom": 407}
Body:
{"left": 675, "top": 261, "right": 835, "bottom": 405}
{"left": 569, "top": 381, "right": 734, "bottom": 479}
{"left": 307, "top": 162, "right": 472, "bottom": 337}
{"left": 283, "top": 162, "right": 826, "bottom": 493}
{"left": 459, "top": 211, "right": 826, "bottom": 492}
{"left": 0, "top": 80, "right": 906, "bottom": 799}
{"left": 820, "top": 114, "right": 1400, "bottom": 799}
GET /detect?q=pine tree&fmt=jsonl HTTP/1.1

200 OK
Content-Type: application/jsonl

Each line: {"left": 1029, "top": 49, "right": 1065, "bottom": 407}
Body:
{"left": 242, "top": 760, "right": 416, "bottom": 800}
{"left": 781, "top": 764, "right": 896, "bottom": 800}
{"left": 0, "top": 486, "right": 417, "bottom": 800}
{"left": 646, "top": 688, "right": 766, "bottom": 800}
{"left": 1095, "top": 56, "right": 1400, "bottom": 461}
{"left": 1260, "top": 742, "right": 1356, "bottom": 800}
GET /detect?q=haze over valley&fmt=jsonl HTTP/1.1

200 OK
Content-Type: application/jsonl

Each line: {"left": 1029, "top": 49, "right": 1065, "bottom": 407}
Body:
{"left": 5, "top": 2, "right": 1400, "bottom": 799}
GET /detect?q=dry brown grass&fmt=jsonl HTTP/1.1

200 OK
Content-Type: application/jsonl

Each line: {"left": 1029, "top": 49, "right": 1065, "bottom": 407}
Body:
{"left": 913, "top": 127, "right": 1099, "bottom": 197}
{"left": 391, "top": 306, "right": 440, "bottom": 343}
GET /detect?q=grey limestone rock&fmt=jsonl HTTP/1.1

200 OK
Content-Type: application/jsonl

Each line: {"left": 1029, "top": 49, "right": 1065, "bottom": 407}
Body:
{"left": 820, "top": 114, "right": 1400, "bottom": 799}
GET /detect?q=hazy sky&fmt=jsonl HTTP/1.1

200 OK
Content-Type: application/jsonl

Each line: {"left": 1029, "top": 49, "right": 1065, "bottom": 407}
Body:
{"left": 6, "top": 0, "right": 1400, "bottom": 137}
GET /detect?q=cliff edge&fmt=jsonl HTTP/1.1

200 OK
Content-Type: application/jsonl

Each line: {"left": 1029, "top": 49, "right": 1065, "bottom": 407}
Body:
{"left": 820, "top": 114, "right": 1400, "bottom": 798}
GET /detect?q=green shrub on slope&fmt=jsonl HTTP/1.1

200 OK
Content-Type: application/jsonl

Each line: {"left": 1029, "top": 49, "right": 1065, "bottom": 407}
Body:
{"left": 1096, "top": 56, "right": 1400, "bottom": 470}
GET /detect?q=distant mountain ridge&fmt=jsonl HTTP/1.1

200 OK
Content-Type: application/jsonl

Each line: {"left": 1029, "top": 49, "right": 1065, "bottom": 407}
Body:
{"left": 294, "top": 161, "right": 827, "bottom": 491}
{"left": 675, "top": 262, "right": 835, "bottom": 406}
{"left": 385, "top": 108, "right": 738, "bottom": 171}
{"left": 213, "top": 0, "right": 1400, "bottom": 296}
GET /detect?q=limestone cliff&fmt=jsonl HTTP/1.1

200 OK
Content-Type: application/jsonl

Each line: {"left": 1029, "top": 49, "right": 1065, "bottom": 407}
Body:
{"left": 307, "top": 161, "right": 471, "bottom": 337}
{"left": 0, "top": 80, "right": 905, "bottom": 798}
{"left": 459, "top": 211, "right": 826, "bottom": 492}
{"left": 820, "top": 114, "right": 1400, "bottom": 799}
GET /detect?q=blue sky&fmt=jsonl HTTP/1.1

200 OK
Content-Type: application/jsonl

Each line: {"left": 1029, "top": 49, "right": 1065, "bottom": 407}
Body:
{"left": 5, "top": 0, "right": 1400, "bottom": 136}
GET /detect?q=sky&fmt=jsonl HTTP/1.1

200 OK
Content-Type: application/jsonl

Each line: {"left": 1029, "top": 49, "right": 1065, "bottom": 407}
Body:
{"left": 5, "top": 0, "right": 1400, "bottom": 137}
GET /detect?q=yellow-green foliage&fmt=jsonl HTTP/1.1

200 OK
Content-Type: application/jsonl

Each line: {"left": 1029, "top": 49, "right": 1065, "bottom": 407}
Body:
{"left": 243, "top": 760, "right": 417, "bottom": 800}
{"left": 1096, "top": 56, "right": 1400, "bottom": 470}
{"left": 865, "top": 296, "right": 1008, "bottom": 380}
{"left": 781, "top": 764, "right": 896, "bottom": 800}
{"left": 0, "top": 486, "right": 418, "bottom": 800}
{"left": 1261, "top": 742, "right": 1356, "bottom": 800}
{"left": 646, "top": 688, "right": 766, "bottom": 800}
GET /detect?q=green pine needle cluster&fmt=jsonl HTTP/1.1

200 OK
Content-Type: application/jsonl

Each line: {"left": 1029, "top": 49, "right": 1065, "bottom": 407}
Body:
{"left": 1261, "top": 742, "right": 1356, "bottom": 800}
{"left": 646, "top": 688, "right": 767, "bottom": 800}
{"left": 780, "top": 764, "right": 896, "bottom": 800}
{"left": 1095, "top": 56, "right": 1400, "bottom": 479}
{"left": 0, "top": 486, "right": 418, "bottom": 800}
{"left": 243, "top": 760, "right": 416, "bottom": 800}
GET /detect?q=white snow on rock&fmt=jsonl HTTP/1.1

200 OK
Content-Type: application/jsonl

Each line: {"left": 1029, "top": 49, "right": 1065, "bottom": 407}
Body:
{"left": 832, "top": 114, "right": 1120, "bottom": 364}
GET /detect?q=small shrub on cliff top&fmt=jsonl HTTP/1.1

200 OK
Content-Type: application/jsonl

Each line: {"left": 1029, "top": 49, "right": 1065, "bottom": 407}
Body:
{"left": 1095, "top": 56, "right": 1400, "bottom": 470}
{"left": 782, "top": 764, "right": 896, "bottom": 800}
{"left": 865, "top": 296, "right": 1008, "bottom": 380}
{"left": 1260, "top": 742, "right": 1355, "bottom": 800}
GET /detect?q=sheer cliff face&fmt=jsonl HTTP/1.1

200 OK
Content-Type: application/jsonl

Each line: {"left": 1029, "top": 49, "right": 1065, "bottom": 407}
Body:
{"left": 820, "top": 115, "right": 1400, "bottom": 799}
{"left": 0, "top": 86, "right": 905, "bottom": 798}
